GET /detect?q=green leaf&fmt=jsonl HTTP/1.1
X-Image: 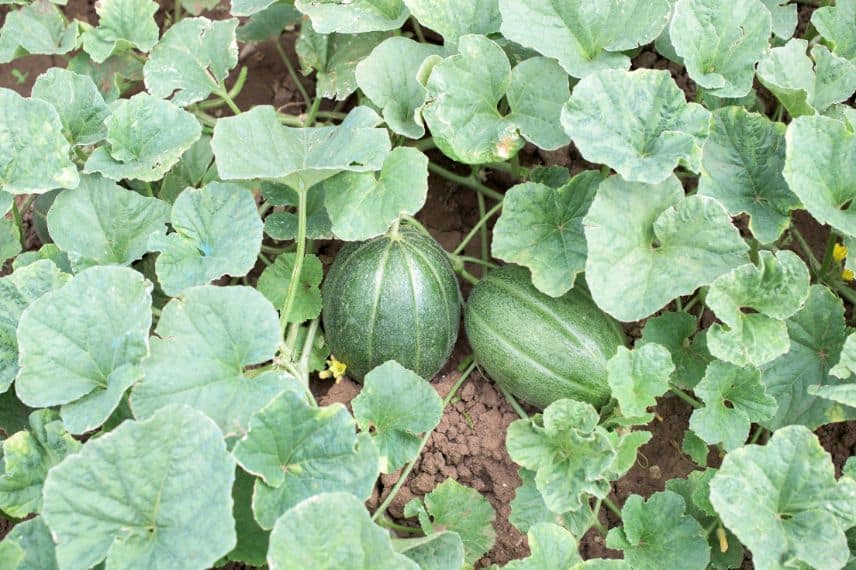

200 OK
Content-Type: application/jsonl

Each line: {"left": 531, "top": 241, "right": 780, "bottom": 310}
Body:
{"left": 761, "top": 285, "right": 856, "bottom": 430}
{"left": 402, "top": 0, "right": 498, "bottom": 45}
{"left": 211, "top": 105, "right": 391, "bottom": 189}
{"left": 323, "top": 147, "right": 428, "bottom": 241}
{"left": 352, "top": 360, "right": 443, "bottom": 473}
{"left": 689, "top": 361, "right": 777, "bottom": 451}
{"left": 422, "top": 35, "right": 523, "bottom": 165}
{"left": 498, "top": 0, "right": 670, "bottom": 79}
{"left": 227, "top": 468, "right": 269, "bottom": 566}
{"left": 506, "top": 57, "right": 572, "bottom": 151}
{"left": 706, "top": 250, "right": 810, "bottom": 367}
{"left": 583, "top": 175, "right": 749, "bottom": 322}
{"left": 710, "top": 425, "right": 856, "bottom": 570}
{"left": 296, "top": 22, "right": 389, "bottom": 101}
{"left": 561, "top": 69, "right": 711, "bottom": 184}
{"left": 257, "top": 253, "right": 323, "bottom": 323}
{"left": 698, "top": 107, "right": 798, "bottom": 244}
{"left": 681, "top": 429, "right": 709, "bottom": 466}
{"left": 67, "top": 51, "right": 143, "bottom": 103}
{"left": 0, "top": 89, "right": 79, "bottom": 194}
{"left": 506, "top": 399, "right": 616, "bottom": 513}
{"left": 42, "top": 405, "right": 236, "bottom": 569}
{"left": 232, "top": 391, "right": 380, "bottom": 529}
{"left": 784, "top": 115, "right": 856, "bottom": 238}
{"left": 812, "top": 0, "right": 856, "bottom": 62}
{"left": 80, "top": 0, "right": 159, "bottom": 62}
{"left": 0, "top": 541, "right": 23, "bottom": 570}
{"left": 148, "top": 182, "right": 263, "bottom": 296}
{"left": 0, "top": 0, "right": 78, "bottom": 63}
{"left": 47, "top": 175, "right": 170, "bottom": 270}
{"left": 294, "top": 0, "right": 408, "bottom": 33}
{"left": 4, "top": 517, "right": 58, "bottom": 570}
{"left": 160, "top": 134, "right": 217, "bottom": 203}
{"left": 607, "top": 344, "right": 675, "bottom": 418}
{"left": 0, "top": 195, "right": 20, "bottom": 264}
{"left": 229, "top": 0, "right": 275, "bottom": 16}
{"left": 31, "top": 68, "right": 110, "bottom": 146}
{"left": 831, "top": 333, "right": 856, "bottom": 380}
{"left": 84, "top": 93, "right": 202, "bottom": 182}
{"left": 761, "top": 0, "right": 796, "bottom": 39}
{"left": 237, "top": 3, "right": 301, "bottom": 41}
{"left": 640, "top": 312, "right": 711, "bottom": 389}
{"left": 15, "top": 266, "right": 151, "bottom": 434}
{"left": 670, "top": 0, "right": 771, "bottom": 98}
{"left": 393, "top": 532, "right": 465, "bottom": 570}
{"left": 262, "top": 183, "right": 332, "bottom": 240}
{"left": 505, "top": 523, "right": 590, "bottom": 570}
{"left": 606, "top": 491, "right": 710, "bottom": 570}
{"left": 144, "top": 17, "right": 239, "bottom": 107}
{"left": 757, "top": 39, "right": 856, "bottom": 117}
{"left": 0, "top": 260, "right": 69, "bottom": 394}
{"left": 131, "top": 285, "right": 298, "bottom": 437}
{"left": 355, "top": 37, "right": 441, "bottom": 139}
{"left": 492, "top": 172, "right": 601, "bottom": 297}
{"left": 0, "top": 391, "right": 33, "bottom": 437}
{"left": 268, "top": 493, "right": 419, "bottom": 569}
{"left": 404, "top": 478, "right": 496, "bottom": 567}
{"left": 0, "top": 410, "right": 79, "bottom": 518}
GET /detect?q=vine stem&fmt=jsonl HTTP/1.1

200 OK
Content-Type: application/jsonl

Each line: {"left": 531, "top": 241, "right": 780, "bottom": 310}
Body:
{"left": 790, "top": 226, "right": 821, "bottom": 275}
{"left": 670, "top": 386, "right": 703, "bottom": 409}
{"left": 279, "top": 182, "right": 308, "bottom": 351}
{"left": 10, "top": 200, "right": 25, "bottom": 249}
{"left": 477, "top": 191, "right": 489, "bottom": 276}
{"left": 372, "top": 360, "right": 479, "bottom": 522}
{"left": 274, "top": 38, "right": 312, "bottom": 108}
{"left": 428, "top": 163, "right": 505, "bottom": 202}
{"left": 452, "top": 201, "right": 503, "bottom": 256}
{"left": 602, "top": 496, "right": 622, "bottom": 518}
{"left": 217, "top": 81, "right": 242, "bottom": 115}
{"left": 819, "top": 230, "right": 838, "bottom": 278}
{"left": 498, "top": 385, "right": 528, "bottom": 420}
{"left": 304, "top": 95, "right": 322, "bottom": 127}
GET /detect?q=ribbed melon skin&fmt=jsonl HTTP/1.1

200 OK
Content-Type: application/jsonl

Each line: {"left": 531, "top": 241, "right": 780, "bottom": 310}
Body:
{"left": 465, "top": 265, "right": 625, "bottom": 410}
{"left": 322, "top": 228, "right": 461, "bottom": 382}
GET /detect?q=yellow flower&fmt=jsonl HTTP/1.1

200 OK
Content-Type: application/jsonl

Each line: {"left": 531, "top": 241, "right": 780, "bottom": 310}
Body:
{"left": 834, "top": 243, "right": 848, "bottom": 263}
{"left": 843, "top": 268, "right": 855, "bottom": 282}
{"left": 318, "top": 356, "right": 347, "bottom": 381}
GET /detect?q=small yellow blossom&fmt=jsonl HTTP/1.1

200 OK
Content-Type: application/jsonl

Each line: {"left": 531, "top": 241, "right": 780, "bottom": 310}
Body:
{"left": 843, "top": 268, "right": 855, "bottom": 282}
{"left": 834, "top": 243, "right": 848, "bottom": 263}
{"left": 318, "top": 356, "right": 347, "bottom": 381}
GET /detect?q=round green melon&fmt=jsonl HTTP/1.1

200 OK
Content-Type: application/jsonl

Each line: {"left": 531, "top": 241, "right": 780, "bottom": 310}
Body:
{"left": 322, "top": 227, "right": 461, "bottom": 382}
{"left": 465, "top": 265, "right": 626, "bottom": 409}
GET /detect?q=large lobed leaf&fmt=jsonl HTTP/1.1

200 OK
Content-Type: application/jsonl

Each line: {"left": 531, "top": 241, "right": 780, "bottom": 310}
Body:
{"left": 607, "top": 344, "right": 675, "bottom": 418}
{"left": 294, "top": 0, "right": 408, "bottom": 34}
{"left": 80, "top": 0, "right": 159, "bottom": 63}
{"left": 31, "top": 68, "right": 111, "bottom": 147}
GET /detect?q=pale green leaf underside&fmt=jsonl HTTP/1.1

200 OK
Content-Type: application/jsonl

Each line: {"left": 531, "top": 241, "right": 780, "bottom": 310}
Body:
{"left": 698, "top": 106, "right": 798, "bottom": 245}
{"left": 42, "top": 406, "right": 236, "bottom": 570}
{"left": 492, "top": 171, "right": 602, "bottom": 298}
{"left": 47, "top": 174, "right": 170, "bottom": 270}
{"left": 812, "top": 0, "right": 856, "bottom": 62}
{"left": 0, "top": 0, "right": 78, "bottom": 63}
{"left": 584, "top": 175, "right": 748, "bottom": 322}
{"left": 15, "top": 266, "right": 151, "bottom": 434}
{"left": 211, "top": 105, "right": 391, "bottom": 189}
{"left": 761, "top": 0, "right": 797, "bottom": 40}
{"left": 498, "top": 0, "right": 671, "bottom": 79}
{"left": 784, "top": 115, "right": 856, "bottom": 238}
{"left": 710, "top": 425, "right": 856, "bottom": 570}
{"left": 355, "top": 37, "right": 441, "bottom": 139}
{"left": 671, "top": 0, "right": 771, "bottom": 98}
{"left": 0, "top": 260, "right": 69, "bottom": 394}
{"left": 84, "top": 93, "right": 202, "bottom": 182}
{"left": 831, "top": 333, "right": 856, "bottom": 380}
{"left": 561, "top": 69, "right": 711, "bottom": 184}
{"left": 149, "top": 182, "right": 263, "bottom": 296}
{"left": 606, "top": 491, "right": 710, "bottom": 570}
{"left": 131, "top": 285, "right": 293, "bottom": 437}
{"left": 31, "top": 68, "right": 110, "bottom": 146}
{"left": 506, "top": 399, "right": 616, "bottom": 514}
{"left": 4, "top": 517, "right": 58, "bottom": 570}
{"left": 706, "top": 250, "right": 810, "bottom": 367}
{"left": 506, "top": 57, "right": 571, "bottom": 151}
{"left": 761, "top": 285, "right": 856, "bottom": 430}
{"left": 0, "top": 410, "right": 79, "bottom": 518}
{"left": 294, "top": 0, "right": 408, "bottom": 33}
{"left": 267, "top": 493, "right": 419, "bottom": 570}
{"left": 393, "top": 531, "right": 465, "bottom": 570}
{"left": 257, "top": 253, "right": 323, "bottom": 323}
{"left": 324, "top": 147, "right": 429, "bottom": 241}
{"left": 0, "top": 88, "right": 78, "bottom": 194}
{"left": 404, "top": 0, "right": 499, "bottom": 46}
{"left": 144, "top": 17, "right": 239, "bottom": 107}
{"left": 607, "top": 344, "right": 675, "bottom": 418}
{"left": 689, "top": 361, "right": 777, "bottom": 450}
{"left": 233, "top": 391, "right": 380, "bottom": 529}
{"left": 757, "top": 39, "right": 856, "bottom": 117}
{"left": 352, "top": 360, "right": 443, "bottom": 473}
{"left": 80, "top": 0, "right": 159, "bottom": 62}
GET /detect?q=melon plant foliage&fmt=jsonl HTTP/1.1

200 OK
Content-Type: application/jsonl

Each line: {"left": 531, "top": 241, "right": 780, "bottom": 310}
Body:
{"left": 0, "top": 0, "right": 855, "bottom": 568}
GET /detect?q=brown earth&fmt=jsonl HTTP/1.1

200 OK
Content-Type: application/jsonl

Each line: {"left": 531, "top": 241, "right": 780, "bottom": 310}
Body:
{"left": 3, "top": 1, "right": 856, "bottom": 568}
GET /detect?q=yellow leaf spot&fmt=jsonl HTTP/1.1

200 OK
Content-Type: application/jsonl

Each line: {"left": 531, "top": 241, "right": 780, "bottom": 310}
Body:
{"left": 834, "top": 243, "right": 848, "bottom": 263}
